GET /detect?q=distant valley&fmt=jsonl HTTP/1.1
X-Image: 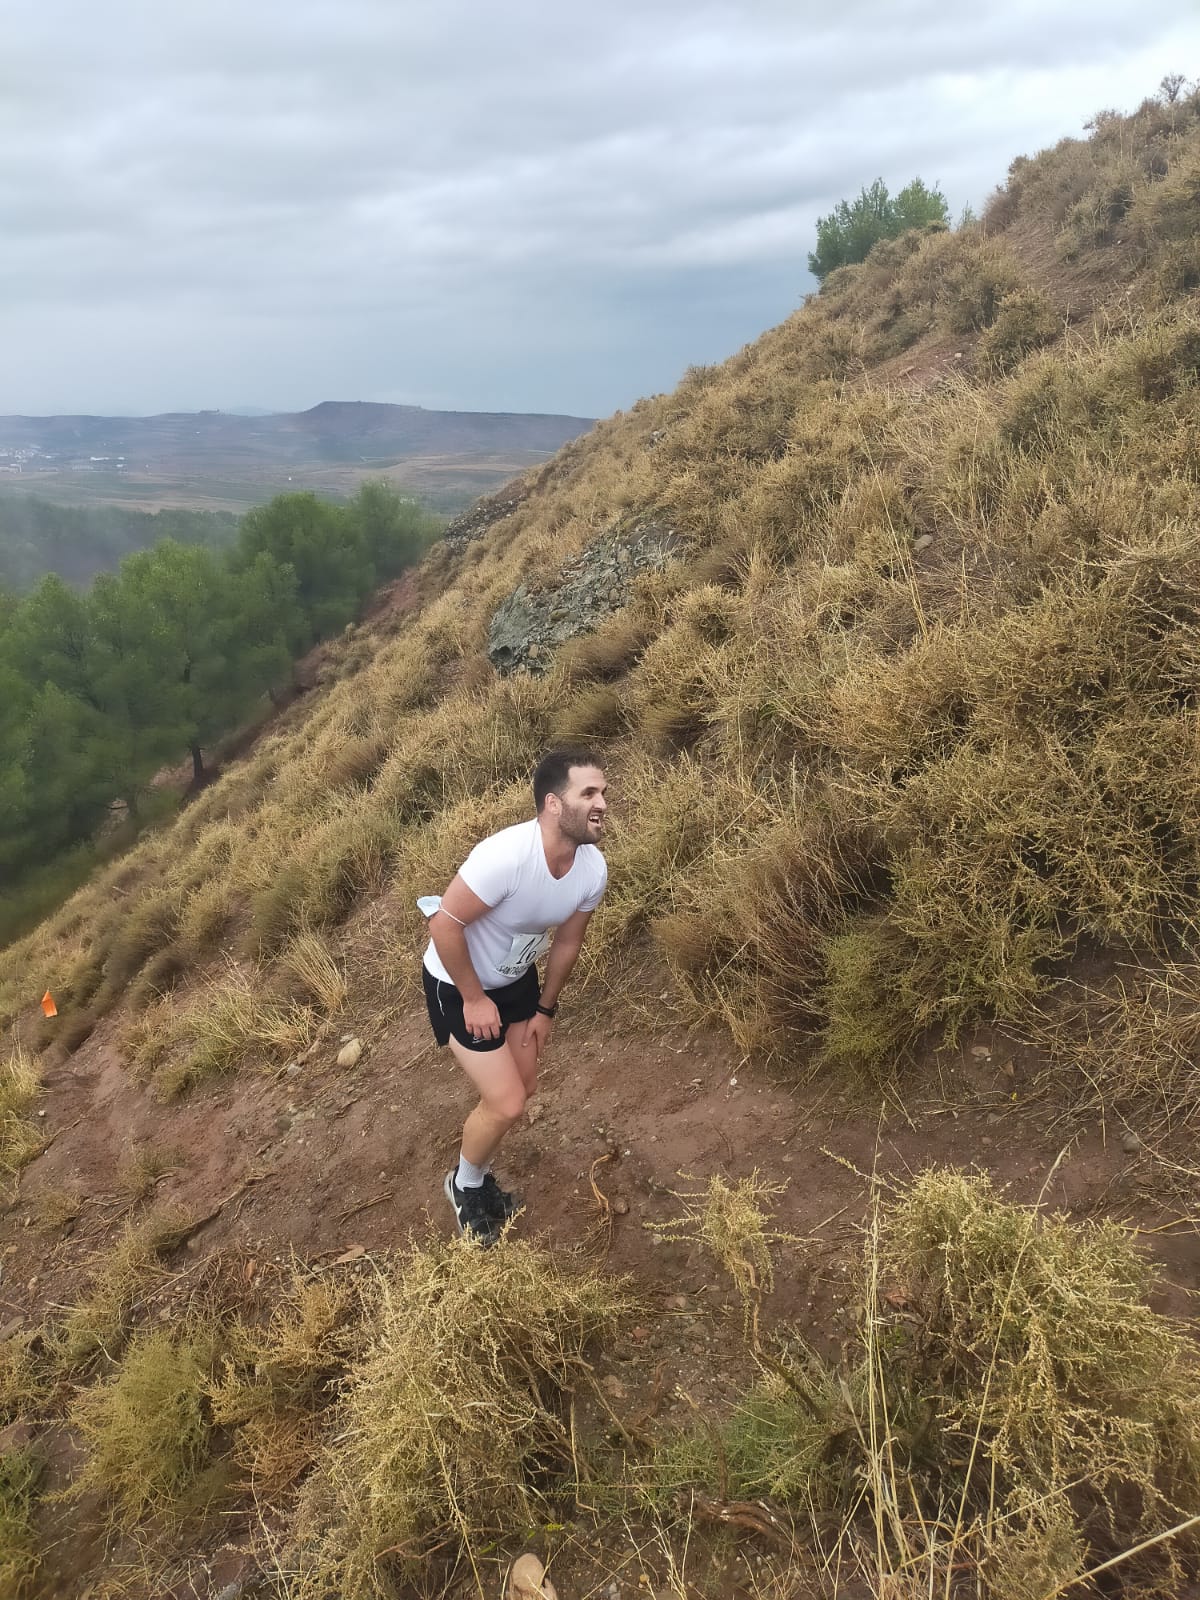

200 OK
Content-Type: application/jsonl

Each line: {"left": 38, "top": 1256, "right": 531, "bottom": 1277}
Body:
{"left": 0, "top": 399, "right": 596, "bottom": 516}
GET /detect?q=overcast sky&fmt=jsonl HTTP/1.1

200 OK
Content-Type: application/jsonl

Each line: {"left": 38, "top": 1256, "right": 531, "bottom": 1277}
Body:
{"left": 3, "top": 1, "right": 1196, "bottom": 419}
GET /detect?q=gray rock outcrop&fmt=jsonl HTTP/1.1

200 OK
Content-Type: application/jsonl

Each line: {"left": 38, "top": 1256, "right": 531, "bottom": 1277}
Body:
{"left": 487, "top": 523, "right": 677, "bottom": 675}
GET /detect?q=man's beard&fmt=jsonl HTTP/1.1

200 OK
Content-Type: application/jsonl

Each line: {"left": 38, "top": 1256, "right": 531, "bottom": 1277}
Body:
{"left": 558, "top": 802, "right": 600, "bottom": 845}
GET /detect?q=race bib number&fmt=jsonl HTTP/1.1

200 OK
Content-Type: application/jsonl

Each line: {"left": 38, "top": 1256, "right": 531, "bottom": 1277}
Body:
{"left": 497, "top": 930, "right": 551, "bottom": 979}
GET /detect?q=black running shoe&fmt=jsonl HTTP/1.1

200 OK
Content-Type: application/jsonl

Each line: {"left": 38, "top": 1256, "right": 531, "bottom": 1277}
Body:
{"left": 443, "top": 1171, "right": 500, "bottom": 1246}
{"left": 480, "top": 1171, "right": 522, "bottom": 1222}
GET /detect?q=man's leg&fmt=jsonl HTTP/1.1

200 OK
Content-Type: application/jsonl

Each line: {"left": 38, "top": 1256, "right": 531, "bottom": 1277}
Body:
{"left": 449, "top": 1037, "right": 528, "bottom": 1171}
{"left": 505, "top": 1021, "right": 541, "bottom": 1101}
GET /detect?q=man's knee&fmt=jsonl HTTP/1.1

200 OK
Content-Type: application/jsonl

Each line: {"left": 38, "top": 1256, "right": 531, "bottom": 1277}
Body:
{"left": 487, "top": 1083, "right": 527, "bottom": 1123}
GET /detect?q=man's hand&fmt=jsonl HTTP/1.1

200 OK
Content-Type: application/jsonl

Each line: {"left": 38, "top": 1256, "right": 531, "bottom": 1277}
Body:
{"left": 520, "top": 1010, "right": 554, "bottom": 1056}
{"left": 462, "top": 995, "right": 502, "bottom": 1041}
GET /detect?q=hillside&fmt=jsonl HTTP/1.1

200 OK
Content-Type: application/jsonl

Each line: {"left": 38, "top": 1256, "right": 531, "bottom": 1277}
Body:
{"left": 3, "top": 87, "right": 1200, "bottom": 1600}
{"left": 0, "top": 399, "right": 596, "bottom": 516}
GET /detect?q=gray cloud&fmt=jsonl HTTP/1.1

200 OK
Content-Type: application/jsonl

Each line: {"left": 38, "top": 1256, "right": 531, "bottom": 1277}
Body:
{"left": 2, "top": 0, "right": 1196, "bottom": 415}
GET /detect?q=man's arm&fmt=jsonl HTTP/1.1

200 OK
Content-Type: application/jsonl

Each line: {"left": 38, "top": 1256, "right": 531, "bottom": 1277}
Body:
{"left": 429, "top": 875, "right": 501, "bottom": 1037}
{"left": 540, "top": 907, "right": 594, "bottom": 1009}
{"left": 519, "top": 908, "right": 594, "bottom": 1053}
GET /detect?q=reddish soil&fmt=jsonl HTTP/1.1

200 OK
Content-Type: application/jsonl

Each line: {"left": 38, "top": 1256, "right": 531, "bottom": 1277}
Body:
{"left": 6, "top": 975, "right": 1200, "bottom": 1597}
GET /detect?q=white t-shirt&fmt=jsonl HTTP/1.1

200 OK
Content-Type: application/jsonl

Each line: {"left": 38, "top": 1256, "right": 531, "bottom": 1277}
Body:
{"left": 422, "top": 818, "right": 607, "bottom": 990}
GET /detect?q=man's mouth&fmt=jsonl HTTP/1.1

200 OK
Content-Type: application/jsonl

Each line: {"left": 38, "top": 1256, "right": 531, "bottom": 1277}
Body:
{"left": 588, "top": 812, "right": 604, "bottom": 826}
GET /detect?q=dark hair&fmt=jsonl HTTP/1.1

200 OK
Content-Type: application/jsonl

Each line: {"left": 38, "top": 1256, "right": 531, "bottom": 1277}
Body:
{"left": 533, "top": 748, "right": 602, "bottom": 811}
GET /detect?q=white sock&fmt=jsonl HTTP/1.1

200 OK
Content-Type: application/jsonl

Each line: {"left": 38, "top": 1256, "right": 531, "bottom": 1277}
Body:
{"left": 456, "top": 1154, "right": 487, "bottom": 1189}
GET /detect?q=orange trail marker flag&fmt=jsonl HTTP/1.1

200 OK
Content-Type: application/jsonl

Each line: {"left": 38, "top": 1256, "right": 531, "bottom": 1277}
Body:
{"left": 41, "top": 991, "right": 57, "bottom": 1018}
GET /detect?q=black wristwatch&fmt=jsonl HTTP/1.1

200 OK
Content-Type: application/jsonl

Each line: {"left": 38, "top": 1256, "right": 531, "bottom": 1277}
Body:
{"left": 536, "top": 1002, "right": 558, "bottom": 1018}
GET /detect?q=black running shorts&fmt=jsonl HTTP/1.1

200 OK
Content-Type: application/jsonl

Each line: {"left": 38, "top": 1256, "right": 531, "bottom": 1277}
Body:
{"left": 422, "top": 964, "right": 540, "bottom": 1052}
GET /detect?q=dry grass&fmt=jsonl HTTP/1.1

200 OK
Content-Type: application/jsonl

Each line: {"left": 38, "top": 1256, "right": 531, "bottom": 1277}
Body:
{"left": 0, "top": 1333, "right": 50, "bottom": 1426}
{"left": 123, "top": 962, "right": 318, "bottom": 1099}
{"left": 0, "top": 1445, "right": 42, "bottom": 1599}
{"left": 288, "top": 1239, "right": 633, "bottom": 1596}
{"left": 115, "top": 1144, "right": 180, "bottom": 1202}
{"left": 52, "top": 1202, "right": 193, "bottom": 1371}
{"left": 21, "top": 254, "right": 1200, "bottom": 1096}
{"left": 3, "top": 94, "right": 1200, "bottom": 1592}
{"left": 654, "top": 1172, "right": 788, "bottom": 1339}
{"left": 0, "top": 1046, "right": 41, "bottom": 1189}
{"left": 279, "top": 929, "right": 348, "bottom": 1015}
{"left": 208, "top": 1272, "right": 360, "bottom": 1492}
{"left": 69, "top": 1322, "right": 222, "bottom": 1528}
{"left": 31, "top": 1184, "right": 83, "bottom": 1231}
{"left": 1015, "top": 951, "right": 1200, "bottom": 1128}
{"left": 659, "top": 1170, "right": 1200, "bottom": 1599}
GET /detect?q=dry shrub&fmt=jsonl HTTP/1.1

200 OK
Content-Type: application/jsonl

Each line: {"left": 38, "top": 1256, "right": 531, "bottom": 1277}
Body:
{"left": 888, "top": 228, "right": 1024, "bottom": 333}
{"left": 582, "top": 752, "right": 760, "bottom": 965}
{"left": 619, "top": 586, "right": 746, "bottom": 754}
{"left": 1023, "top": 954, "right": 1200, "bottom": 1127}
{"left": 127, "top": 942, "right": 188, "bottom": 1010}
{"left": 662, "top": 1171, "right": 1200, "bottom": 1599}
{"left": 819, "top": 917, "right": 933, "bottom": 1074}
{"left": 119, "top": 992, "right": 176, "bottom": 1082}
{"left": 874, "top": 1170, "right": 1200, "bottom": 1593}
{"left": 69, "top": 1322, "right": 221, "bottom": 1528}
{"left": 293, "top": 1239, "right": 632, "bottom": 1592}
{"left": 248, "top": 804, "right": 398, "bottom": 956}
{"left": 208, "top": 1274, "right": 359, "bottom": 1492}
{"left": 5, "top": 96, "right": 1200, "bottom": 1154}
{"left": 628, "top": 619, "right": 719, "bottom": 752}
{"left": 32, "top": 1184, "right": 83, "bottom": 1231}
{"left": 143, "top": 963, "right": 317, "bottom": 1099}
{"left": 318, "top": 731, "right": 391, "bottom": 792}
{"left": 279, "top": 929, "right": 348, "bottom": 1015}
{"left": 0, "top": 1445, "right": 42, "bottom": 1599}
{"left": 656, "top": 802, "right": 882, "bottom": 1057}
{"left": 94, "top": 890, "right": 181, "bottom": 1005}
{"left": 0, "top": 1333, "right": 49, "bottom": 1426}
{"left": 177, "top": 876, "right": 236, "bottom": 957}
{"left": 976, "top": 288, "right": 1062, "bottom": 373}
{"left": 1060, "top": 156, "right": 1142, "bottom": 255}
{"left": 654, "top": 1172, "right": 787, "bottom": 1339}
{"left": 116, "top": 1143, "right": 179, "bottom": 1201}
{"left": 0, "top": 1046, "right": 40, "bottom": 1189}
{"left": 549, "top": 683, "right": 627, "bottom": 744}
{"left": 53, "top": 1202, "right": 192, "bottom": 1371}
{"left": 58, "top": 1007, "right": 98, "bottom": 1054}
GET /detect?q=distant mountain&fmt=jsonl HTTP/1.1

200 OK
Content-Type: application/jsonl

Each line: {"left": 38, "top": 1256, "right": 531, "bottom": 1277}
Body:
{"left": 0, "top": 400, "right": 595, "bottom": 469}
{"left": 0, "top": 400, "right": 597, "bottom": 515}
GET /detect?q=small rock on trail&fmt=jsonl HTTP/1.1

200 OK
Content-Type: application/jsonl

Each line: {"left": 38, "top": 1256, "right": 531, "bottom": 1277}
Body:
{"left": 509, "top": 1552, "right": 559, "bottom": 1600}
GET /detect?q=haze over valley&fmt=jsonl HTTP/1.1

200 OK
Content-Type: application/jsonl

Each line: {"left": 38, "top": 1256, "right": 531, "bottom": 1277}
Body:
{"left": 0, "top": 400, "right": 595, "bottom": 517}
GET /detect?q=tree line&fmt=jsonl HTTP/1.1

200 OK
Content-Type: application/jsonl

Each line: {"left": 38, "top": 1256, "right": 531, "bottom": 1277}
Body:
{"left": 0, "top": 483, "right": 439, "bottom": 881}
{"left": 0, "top": 495, "right": 240, "bottom": 591}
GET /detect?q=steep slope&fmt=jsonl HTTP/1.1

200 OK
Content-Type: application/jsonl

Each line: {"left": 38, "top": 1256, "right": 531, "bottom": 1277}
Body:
{"left": 3, "top": 86, "right": 1200, "bottom": 1600}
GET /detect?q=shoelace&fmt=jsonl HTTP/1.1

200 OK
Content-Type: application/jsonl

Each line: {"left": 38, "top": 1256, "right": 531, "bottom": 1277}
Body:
{"left": 480, "top": 1173, "right": 515, "bottom": 1217}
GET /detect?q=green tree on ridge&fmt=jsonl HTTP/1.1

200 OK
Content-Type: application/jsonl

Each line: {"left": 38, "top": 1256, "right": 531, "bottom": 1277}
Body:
{"left": 809, "top": 176, "right": 950, "bottom": 281}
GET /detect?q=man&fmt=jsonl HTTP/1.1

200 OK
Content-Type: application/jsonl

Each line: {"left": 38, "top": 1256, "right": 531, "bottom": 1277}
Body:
{"left": 421, "top": 749, "right": 608, "bottom": 1244}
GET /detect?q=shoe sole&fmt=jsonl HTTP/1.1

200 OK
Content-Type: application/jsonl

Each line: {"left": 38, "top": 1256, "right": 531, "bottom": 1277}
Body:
{"left": 443, "top": 1171, "right": 464, "bottom": 1234}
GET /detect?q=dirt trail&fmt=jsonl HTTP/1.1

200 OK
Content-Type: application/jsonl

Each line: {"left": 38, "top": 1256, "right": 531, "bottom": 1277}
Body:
{"left": 6, "top": 988, "right": 1200, "bottom": 1598}
{"left": 10, "top": 995, "right": 1196, "bottom": 1348}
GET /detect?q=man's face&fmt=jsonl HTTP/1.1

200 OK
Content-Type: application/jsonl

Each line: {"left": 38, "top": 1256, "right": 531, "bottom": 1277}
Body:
{"left": 551, "top": 764, "right": 608, "bottom": 845}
